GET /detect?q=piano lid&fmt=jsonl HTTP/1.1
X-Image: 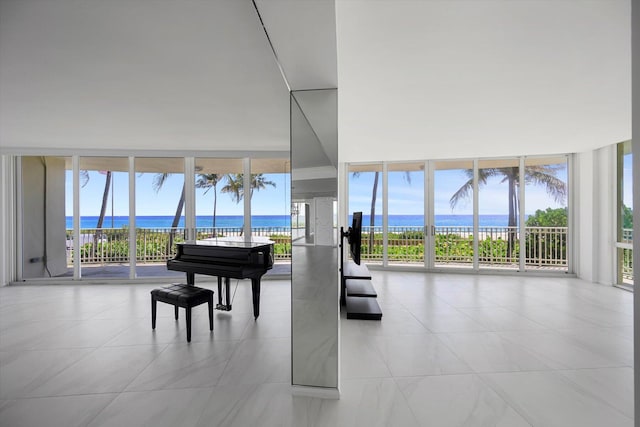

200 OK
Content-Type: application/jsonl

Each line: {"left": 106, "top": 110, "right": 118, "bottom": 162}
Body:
{"left": 182, "top": 236, "right": 274, "bottom": 249}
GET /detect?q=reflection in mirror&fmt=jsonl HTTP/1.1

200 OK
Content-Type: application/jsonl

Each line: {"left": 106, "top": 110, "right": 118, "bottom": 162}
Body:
{"left": 290, "top": 88, "right": 339, "bottom": 391}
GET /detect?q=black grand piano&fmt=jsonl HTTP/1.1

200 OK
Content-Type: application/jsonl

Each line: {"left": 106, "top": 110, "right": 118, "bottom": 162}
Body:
{"left": 167, "top": 239, "right": 274, "bottom": 319}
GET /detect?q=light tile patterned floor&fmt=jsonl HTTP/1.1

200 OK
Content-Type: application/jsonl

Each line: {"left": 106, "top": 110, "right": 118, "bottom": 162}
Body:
{"left": 0, "top": 272, "right": 634, "bottom": 426}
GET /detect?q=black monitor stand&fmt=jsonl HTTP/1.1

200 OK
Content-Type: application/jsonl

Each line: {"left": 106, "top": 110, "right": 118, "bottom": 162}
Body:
{"left": 339, "top": 227, "right": 382, "bottom": 320}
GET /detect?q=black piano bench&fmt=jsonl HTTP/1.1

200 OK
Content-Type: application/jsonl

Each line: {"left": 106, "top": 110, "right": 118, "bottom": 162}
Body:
{"left": 151, "top": 284, "right": 214, "bottom": 342}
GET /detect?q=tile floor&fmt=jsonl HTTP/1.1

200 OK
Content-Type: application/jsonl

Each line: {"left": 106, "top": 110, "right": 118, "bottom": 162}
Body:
{"left": 0, "top": 272, "right": 634, "bottom": 426}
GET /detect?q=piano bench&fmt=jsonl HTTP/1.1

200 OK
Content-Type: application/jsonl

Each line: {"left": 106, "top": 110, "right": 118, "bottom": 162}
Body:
{"left": 151, "top": 284, "right": 214, "bottom": 343}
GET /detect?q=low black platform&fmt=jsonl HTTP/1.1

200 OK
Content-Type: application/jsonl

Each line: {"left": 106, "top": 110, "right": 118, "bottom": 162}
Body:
{"left": 151, "top": 283, "right": 213, "bottom": 342}
{"left": 345, "top": 278, "right": 377, "bottom": 297}
{"left": 343, "top": 261, "right": 372, "bottom": 279}
{"left": 345, "top": 296, "right": 383, "bottom": 320}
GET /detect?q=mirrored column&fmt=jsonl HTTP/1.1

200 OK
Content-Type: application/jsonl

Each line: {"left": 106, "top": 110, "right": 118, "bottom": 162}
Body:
{"left": 291, "top": 88, "right": 339, "bottom": 393}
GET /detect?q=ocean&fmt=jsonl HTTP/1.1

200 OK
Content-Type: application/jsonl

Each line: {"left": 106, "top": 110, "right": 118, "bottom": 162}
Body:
{"left": 66, "top": 214, "right": 518, "bottom": 229}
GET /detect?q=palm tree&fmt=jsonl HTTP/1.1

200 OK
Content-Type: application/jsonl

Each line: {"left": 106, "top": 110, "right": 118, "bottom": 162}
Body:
{"left": 151, "top": 173, "right": 186, "bottom": 249}
{"left": 221, "top": 173, "right": 276, "bottom": 235}
{"left": 152, "top": 173, "right": 185, "bottom": 231}
{"left": 449, "top": 164, "right": 567, "bottom": 257}
{"left": 96, "top": 171, "right": 112, "bottom": 229}
{"left": 351, "top": 171, "right": 411, "bottom": 250}
{"left": 195, "top": 173, "right": 222, "bottom": 234}
{"left": 222, "top": 173, "right": 277, "bottom": 201}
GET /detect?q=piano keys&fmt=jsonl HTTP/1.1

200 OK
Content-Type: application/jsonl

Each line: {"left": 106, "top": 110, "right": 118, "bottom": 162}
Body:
{"left": 167, "top": 239, "right": 274, "bottom": 319}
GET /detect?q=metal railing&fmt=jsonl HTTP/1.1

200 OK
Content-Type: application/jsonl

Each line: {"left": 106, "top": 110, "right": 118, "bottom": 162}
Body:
{"left": 70, "top": 225, "right": 628, "bottom": 275}
{"left": 67, "top": 227, "right": 292, "bottom": 265}
{"left": 620, "top": 228, "right": 633, "bottom": 283}
{"left": 357, "top": 225, "right": 569, "bottom": 270}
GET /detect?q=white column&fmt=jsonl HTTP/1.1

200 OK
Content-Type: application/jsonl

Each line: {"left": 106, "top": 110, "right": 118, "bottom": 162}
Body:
{"left": 243, "top": 158, "right": 251, "bottom": 243}
{"left": 184, "top": 157, "right": 196, "bottom": 241}
{"left": 73, "top": 155, "right": 81, "bottom": 279}
{"left": 128, "top": 157, "right": 136, "bottom": 279}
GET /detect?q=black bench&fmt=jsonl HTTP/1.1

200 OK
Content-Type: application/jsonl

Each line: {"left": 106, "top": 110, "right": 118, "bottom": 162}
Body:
{"left": 151, "top": 284, "right": 214, "bottom": 342}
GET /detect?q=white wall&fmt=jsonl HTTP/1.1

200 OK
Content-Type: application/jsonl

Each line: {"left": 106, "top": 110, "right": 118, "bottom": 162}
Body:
{"left": 21, "top": 157, "right": 68, "bottom": 279}
{"left": 0, "top": 156, "right": 16, "bottom": 286}
{"left": 574, "top": 146, "right": 617, "bottom": 284}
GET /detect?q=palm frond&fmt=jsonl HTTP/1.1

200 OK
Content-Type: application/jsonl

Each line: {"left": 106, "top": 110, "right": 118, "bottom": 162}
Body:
{"left": 152, "top": 173, "right": 170, "bottom": 193}
{"left": 449, "top": 177, "right": 473, "bottom": 210}
{"left": 80, "top": 170, "right": 90, "bottom": 188}
{"left": 524, "top": 166, "right": 567, "bottom": 204}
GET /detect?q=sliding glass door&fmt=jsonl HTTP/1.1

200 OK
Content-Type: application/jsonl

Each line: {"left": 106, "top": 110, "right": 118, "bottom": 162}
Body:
{"left": 387, "top": 162, "right": 425, "bottom": 266}
{"left": 348, "top": 163, "right": 383, "bottom": 265}
{"left": 616, "top": 141, "right": 633, "bottom": 287}
{"left": 346, "top": 156, "right": 571, "bottom": 273}
{"left": 433, "top": 160, "right": 474, "bottom": 270}
{"left": 78, "top": 156, "right": 130, "bottom": 279}
{"left": 523, "top": 156, "right": 568, "bottom": 272}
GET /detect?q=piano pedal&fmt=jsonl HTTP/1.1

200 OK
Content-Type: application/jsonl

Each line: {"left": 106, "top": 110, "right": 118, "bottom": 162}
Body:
{"left": 216, "top": 304, "right": 232, "bottom": 311}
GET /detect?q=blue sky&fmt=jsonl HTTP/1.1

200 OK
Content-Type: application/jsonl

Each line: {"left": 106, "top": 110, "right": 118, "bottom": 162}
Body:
{"left": 349, "top": 165, "right": 572, "bottom": 216}
{"left": 66, "top": 171, "right": 290, "bottom": 216}
{"left": 67, "top": 157, "right": 631, "bottom": 218}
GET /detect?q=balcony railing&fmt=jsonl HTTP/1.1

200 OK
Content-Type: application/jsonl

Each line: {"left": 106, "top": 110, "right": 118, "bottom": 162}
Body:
{"left": 359, "top": 226, "right": 570, "bottom": 270}
{"left": 67, "top": 225, "right": 630, "bottom": 278}
{"left": 66, "top": 227, "right": 292, "bottom": 265}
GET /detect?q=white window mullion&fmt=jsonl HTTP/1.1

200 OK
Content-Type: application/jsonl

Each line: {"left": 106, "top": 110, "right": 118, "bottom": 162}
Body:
{"left": 473, "top": 160, "right": 479, "bottom": 271}
{"left": 519, "top": 157, "right": 526, "bottom": 272}
{"left": 128, "top": 156, "right": 136, "bottom": 279}
{"left": 243, "top": 158, "right": 251, "bottom": 242}
{"left": 72, "top": 155, "right": 81, "bottom": 279}
{"left": 184, "top": 157, "right": 195, "bottom": 241}
{"left": 382, "top": 163, "right": 388, "bottom": 267}
{"left": 425, "top": 160, "right": 433, "bottom": 269}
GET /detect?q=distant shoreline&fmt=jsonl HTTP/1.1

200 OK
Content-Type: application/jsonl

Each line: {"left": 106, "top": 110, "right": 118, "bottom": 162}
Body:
{"left": 65, "top": 214, "right": 525, "bottom": 229}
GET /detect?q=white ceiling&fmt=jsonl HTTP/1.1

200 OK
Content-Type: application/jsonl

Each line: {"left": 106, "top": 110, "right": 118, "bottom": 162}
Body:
{"left": 0, "top": 0, "right": 631, "bottom": 161}
{"left": 336, "top": 0, "right": 631, "bottom": 161}
{"left": 0, "top": 0, "right": 290, "bottom": 153}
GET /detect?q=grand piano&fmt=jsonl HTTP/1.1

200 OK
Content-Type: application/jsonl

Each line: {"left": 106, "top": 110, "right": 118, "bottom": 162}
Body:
{"left": 167, "top": 239, "right": 274, "bottom": 319}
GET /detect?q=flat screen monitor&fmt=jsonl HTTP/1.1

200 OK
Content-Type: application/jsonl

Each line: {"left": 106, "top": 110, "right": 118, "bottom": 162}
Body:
{"left": 349, "top": 212, "right": 362, "bottom": 265}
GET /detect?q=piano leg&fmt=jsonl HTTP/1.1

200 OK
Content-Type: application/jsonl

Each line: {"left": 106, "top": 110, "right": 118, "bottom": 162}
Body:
{"left": 216, "top": 276, "right": 232, "bottom": 311}
{"left": 225, "top": 277, "right": 231, "bottom": 309}
{"left": 251, "top": 278, "right": 260, "bottom": 319}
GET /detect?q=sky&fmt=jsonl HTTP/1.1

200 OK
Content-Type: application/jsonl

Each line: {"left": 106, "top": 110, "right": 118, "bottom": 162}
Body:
{"left": 65, "top": 171, "right": 290, "bottom": 217}
{"left": 348, "top": 164, "right": 573, "bottom": 216}
{"left": 66, "top": 157, "right": 632, "bottom": 218}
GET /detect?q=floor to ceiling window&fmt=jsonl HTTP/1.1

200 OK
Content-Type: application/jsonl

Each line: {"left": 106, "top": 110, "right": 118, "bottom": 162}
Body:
{"left": 616, "top": 141, "right": 633, "bottom": 287}
{"left": 387, "top": 162, "right": 424, "bottom": 266}
{"left": 434, "top": 160, "right": 475, "bottom": 270}
{"left": 523, "top": 156, "right": 568, "bottom": 272}
{"left": 194, "top": 157, "right": 244, "bottom": 239}
{"left": 17, "top": 154, "right": 288, "bottom": 282}
{"left": 477, "top": 158, "right": 520, "bottom": 270}
{"left": 77, "top": 156, "right": 130, "bottom": 279}
{"left": 348, "top": 163, "right": 383, "bottom": 265}
{"left": 346, "top": 156, "right": 572, "bottom": 274}
{"left": 135, "top": 157, "right": 184, "bottom": 278}
{"left": 251, "top": 158, "right": 290, "bottom": 261}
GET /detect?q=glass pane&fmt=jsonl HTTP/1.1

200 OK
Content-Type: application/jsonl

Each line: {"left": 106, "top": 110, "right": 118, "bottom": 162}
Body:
{"left": 434, "top": 160, "right": 474, "bottom": 269}
{"left": 348, "top": 164, "right": 383, "bottom": 265}
{"left": 478, "top": 158, "right": 520, "bottom": 269}
{"left": 617, "top": 141, "right": 633, "bottom": 285}
{"left": 523, "top": 156, "right": 568, "bottom": 272}
{"left": 78, "top": 156, "right": 129, "bottom": 278}
{"left": 195, "top": 158, "right": 243, "bottom": 239}
{"left": 135, "top": 157, "right": 183, "bottom": 278}
{"left": 21, "top": 156, "right": 72, "bottom": 279}
{"left": 388, "top": 163, "right": 424, "bottom": 265}
{"left": 251, "top": 158, "right": 290, "bottom": 262}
